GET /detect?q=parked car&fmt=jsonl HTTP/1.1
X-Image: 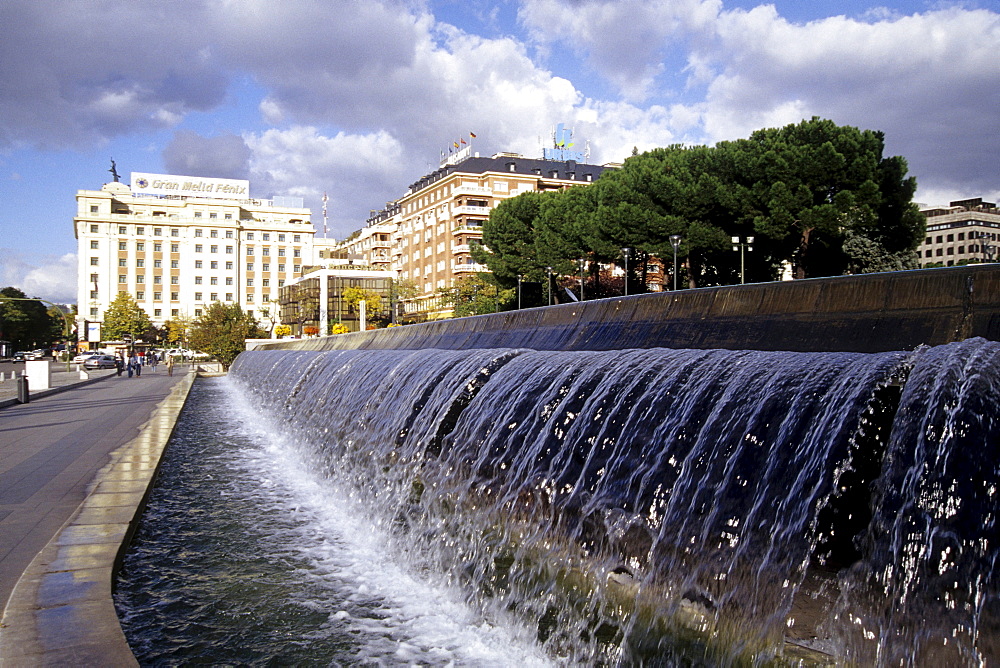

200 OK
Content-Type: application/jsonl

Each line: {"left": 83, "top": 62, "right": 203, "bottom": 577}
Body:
{"left": 12, "top": 351, "right": 27, "bottom": 362}
{"left": 72, "top": 352, "right": 97, "bottom": 364}
{"left": 83, "top": 355, "right": 117, "bottom": 370}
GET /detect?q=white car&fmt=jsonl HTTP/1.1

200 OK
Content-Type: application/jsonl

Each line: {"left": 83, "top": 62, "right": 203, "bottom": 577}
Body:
{"left": 72, "top": 352, "right": 97, "bottom": 364}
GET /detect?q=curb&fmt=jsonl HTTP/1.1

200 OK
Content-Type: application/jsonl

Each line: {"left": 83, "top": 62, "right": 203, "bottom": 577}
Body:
{"left": 0, "top": 372, "right": 197, "bottom": 666}
{"left": 0, "top": 370, "right": 118, "bottom": 411}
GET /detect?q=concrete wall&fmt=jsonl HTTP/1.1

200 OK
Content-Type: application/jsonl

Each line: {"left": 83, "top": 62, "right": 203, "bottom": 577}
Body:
{"left": 253, "top": 265, "right": 1000, "bottom": 354}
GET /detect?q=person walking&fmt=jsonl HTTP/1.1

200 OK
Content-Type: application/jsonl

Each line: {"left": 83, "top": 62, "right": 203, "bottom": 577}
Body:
{"left": 165, "top": 353, "right": 174, "bottom": 377}
{"left": 126, "top": 352, "right": 135, "bottom": 378}
{"left": 115, "top": 354, "right": 124, "bottom": 377}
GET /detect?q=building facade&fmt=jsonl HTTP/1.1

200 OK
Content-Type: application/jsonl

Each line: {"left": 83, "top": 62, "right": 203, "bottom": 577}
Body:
{"left": 330, "top": 153, "right": 612, "bottom": 321}
{"left": 278, "top": 264, "right": 395, "bottom": 335}
{"left": 74, "top": 174, "right": 314, "bottom": 342}
{"left": 919, "top": 198, "right": 1000, "bottom": 268}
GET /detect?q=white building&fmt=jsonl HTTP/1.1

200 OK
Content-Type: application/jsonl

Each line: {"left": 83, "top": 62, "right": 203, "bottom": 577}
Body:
{"left": 74, "top": 173, "right": 314, "bottom": 341}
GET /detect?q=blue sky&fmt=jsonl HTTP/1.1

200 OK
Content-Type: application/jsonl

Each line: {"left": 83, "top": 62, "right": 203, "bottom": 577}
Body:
{"left": 2, "top": 0, "right": 998, "bottom": 303}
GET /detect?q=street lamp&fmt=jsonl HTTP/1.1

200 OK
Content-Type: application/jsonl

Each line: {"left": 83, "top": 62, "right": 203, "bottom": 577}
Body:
{"left": 978, "top": 231, "right": 996, "bottom": 262}
{"left": 517, "top": 274, "right": 523, "bottom": 310}
{"left": 669, "top": 235, "right": 682, "bottom": 291}
{"left": 547, "top": 266, "right": 553, "bottom": 306}
{"left": 579, "top": 258, "right": 586, "bottom": 301}
{"left": 620, "top": 247, "right": 633, "bottom": 296}
{"left": 731, "top": 236, "right": 754, "bottom": 284}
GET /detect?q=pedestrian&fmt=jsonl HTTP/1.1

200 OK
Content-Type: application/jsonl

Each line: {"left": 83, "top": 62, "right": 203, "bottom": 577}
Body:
{"left": 150, "top": 351, "right": 158, "bottom": 372}
{"left": 166, "top": 354, "right": 174, "bottom": 377}
{"left": 115, "top": 355, "right": 124, "bottom": 376}
{"left": 127, "top": 352, "right": 135, "bottom": 378}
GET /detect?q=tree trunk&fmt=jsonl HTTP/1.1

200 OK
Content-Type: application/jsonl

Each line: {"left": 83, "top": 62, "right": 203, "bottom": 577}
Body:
{"left": 795, "top": 227, "right": 813, "bottom": 280}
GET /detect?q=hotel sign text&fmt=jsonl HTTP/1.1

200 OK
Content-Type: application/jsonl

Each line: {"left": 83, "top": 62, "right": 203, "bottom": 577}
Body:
{"left": 130, "top": 172, "right": 250, "bottom": 199}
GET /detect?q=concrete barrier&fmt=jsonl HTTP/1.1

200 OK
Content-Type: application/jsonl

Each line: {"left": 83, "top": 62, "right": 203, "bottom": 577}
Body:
{"left": 255, "top": 265, "right": 1000, "bottom": 354}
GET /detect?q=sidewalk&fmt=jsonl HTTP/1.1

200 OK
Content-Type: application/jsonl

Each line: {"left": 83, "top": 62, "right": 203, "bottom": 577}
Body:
{"left": 0, "top": 365, "right": 195, "bottom": 665}
{"left": 0, "top": 361, "right": 118, "bottom": 408}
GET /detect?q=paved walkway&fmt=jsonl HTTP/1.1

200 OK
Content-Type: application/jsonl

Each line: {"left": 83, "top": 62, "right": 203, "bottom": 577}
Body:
{"left": 0, "top": 366, "right": 188, "bottom": 618}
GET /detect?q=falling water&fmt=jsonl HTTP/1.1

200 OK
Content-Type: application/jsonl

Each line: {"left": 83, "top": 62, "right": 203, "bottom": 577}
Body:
{"left": 118, "top": 339, "right": 1000, "bottom": 665}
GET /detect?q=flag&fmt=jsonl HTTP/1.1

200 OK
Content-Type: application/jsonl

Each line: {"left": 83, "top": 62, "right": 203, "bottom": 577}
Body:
{"left": 460, "top": 137, "right": 467, "bottom": 144}
{"left": 453, "top": 141, "right": 459, "bottom": 148}
{"left": 470, "top": 132, "right": 477, "bottom": 138}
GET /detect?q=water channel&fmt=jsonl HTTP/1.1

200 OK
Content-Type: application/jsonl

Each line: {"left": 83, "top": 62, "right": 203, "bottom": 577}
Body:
{"left": 116, "top": 339, "right": 1000, "bottom": 665}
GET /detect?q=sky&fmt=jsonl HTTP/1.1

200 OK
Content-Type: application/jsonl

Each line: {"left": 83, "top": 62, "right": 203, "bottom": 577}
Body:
{"left": 1, "top": 0, "right": 998, "bottom": 304}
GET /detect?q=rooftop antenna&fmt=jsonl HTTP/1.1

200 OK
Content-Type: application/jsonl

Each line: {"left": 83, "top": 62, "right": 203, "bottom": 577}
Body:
{"left": 322, "top": 191, "right": 328, "bottom": 239}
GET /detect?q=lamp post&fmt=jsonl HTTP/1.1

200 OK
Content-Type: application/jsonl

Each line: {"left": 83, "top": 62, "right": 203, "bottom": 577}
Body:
{"left": 620, "top": 247, "right": 633, "bottom": 296}
{"left": 979, "top": 231, "right": 996, "bottom": 263}
{"left": 517, "top": 274, "right": 523, "bottom": 310}
{"left": 547, "top": 266, "right": 553, "bottom": 306}
{"left": 731, "top": 236, "right": 754, "bottom": 284}
{"left": 669, "top": 235, "right": 682, "bottom": 291}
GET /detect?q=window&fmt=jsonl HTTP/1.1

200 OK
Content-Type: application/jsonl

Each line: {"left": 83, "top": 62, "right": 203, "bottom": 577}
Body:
{"left": 263, "top": 233, "right": 270, "bottom": 240}
{"left": 90, "top": 290, "right": 98, "bottom": 299}
{"left": 90, "top": 224, "right": 99, "bottom": 233}
{"left": 195, "top": 244, "right": 203, "bottom": 253}
{"left": 154, "top": 243, "right": 162, "bottom": 252}
{"left": 195, "top": 213, "right": 203, "bottom": 220}
{"left": 225, "top": 213, "right": 232, "bottom": 220}
{"left": 293, "top": 265, "right": 300, "bottom": 273}
{"left": 226, "top": 277, "right": 233, "bottom": 285}
{"left": 119, "top": 258, "right": 127, "bottom": 267}
{"left": 294, "top": 248, "right": 301, "bottom": 257}
{"left": 211, "top": 229, "right": 218, "bottom": 237}
{"left": 137, "top": 227, "right": 144, "bottom": 235}
{"left": 154, "top": 309, "right": 162, "bottom": 317}
{"left": 119, "top": 226, "right": 127, "bottom": 234}
{"left": 210, "top": 293, "right": 218, "bottom": 301}
{"left": 210, "top": 277, "right": 218, "bottom": 285}
{"left": 210, "top": 245, "right": 218, "bottom": 253}
{"left": 195, "top": 292, "right": 203, "bottom": 301}
{"left": 246, "top": 247, "right": 254, "bottom": 255}
{"left": 90, "top": 273, "right": 98, "bottom": 283}
{"left": 154, "top": 276, "right": 162, "bottom": 284}
{"left": 210, "top": 213, "right": 218, "bottom": 220}
{"left": 91, "top": 308, "right": 99, "bottom": 318}
{"left": 959, "top": 232, "right": 966, "bottom": 241}
{"left": 226, "top": 262, "right": 233, "bottom": 270}
{"left": 226, "top": 246, "right": 233, "bottom": 254}
{"left": 210, "top": 261, "right": 218, "bottom": 269}
{"left": 246, "top": 278, "right": 254, "bottom": 286}
{"left": 171, "top": 293, "right": 179, "bottom": 301}
{"left": 278, "top": 264, "right": 285, "bottom": 272}
{"left": 278, "top": 280, "right": 285, "bottom": 287}
{"left": 278, "top": 234, "right": 285, "bottom": 242}
{"left": 195, "top": 260, "right": 203, "bottom": 269}
{"left": 171, "top": 243, "right": 179, "bottom": 252}
{"left": 246, "top": 232, "right": 254, "bottom": 240}
{"left": 136, "top": 291, "right": 144, "bottom": 300}
{"left": 171, "top": 276, "right": 179, "bottom": 284}
{"left": 262, "top": 247, "right": 270, "bottom": 256}
{"left": 294, "top": 235, "right": 300, "bottom": 242}
{"left": 263, "top": 295, "right": 270, "bottom": 302}
{"left": 947, "top": 234, "right": 954, "bottom": 242}
{"left": 278, "top": 248, "right": 286, "bottom": 256}
{"left": 226, "top": 230, "right": 233, "bottom": 238}
{"left": 119, "top": 241, "right": 127, "bottom": 250}
{"left": 136, "top": 275, "right": 144, "bottom": 283}
{"left": 195, "top": 276, "right": 203, "bottom": 284}
{"left": 90, "top": 240, "right": 99, "bottom": 249}
{"left": 246, "top": 294, "right": 254, "bottom": 303}
{"left": 262, "top": 279, "right": 270, "bottom": 287}
{"left": 226, "top": 293, "right": 233, "bottom": 301}
{"left": 136, "top": 259, "right": 144, "bottom": 268}
{"left": 171, "top": 260, "right": 179, "bottom": 268}
{"left": 172, "top": 309, "right": 179, "bottom": 316}
{"left": 91, "top": 257, "right": 99, "bottom": 265}
{"left": 262, "top": 263, "right": 270, "bottom": 272}
{"left": 154, "top": 228, "right": 162, "bottom": 236}
{"left": 136, "top": 242, "right": 145, "bottom": 251}
{"left": 195, "top": 309, "right": 202, "bottom": 316}
{"left": 119, "top": 275, "right": 127, "bottom": 283}
{"left": 247, "top": 263, "right": 254, "bottom": 271}
{"left": 90, "top": 205, "right": 99, "bottom": 213}
{"left": 171, "top": 228, "right": 179, "bottom": 237}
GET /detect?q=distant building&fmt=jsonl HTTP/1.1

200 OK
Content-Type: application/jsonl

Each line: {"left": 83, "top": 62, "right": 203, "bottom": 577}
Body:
{"left": 74, "top": 173, "right": 314, "bottom": 342}
{"left": 278, "top": 263, "right": 395, "bottom": 336}
{"left": 919, "top": 198, "right": 1000, "bottom": 268}
{"left": 327, "top": 152, "right": 613, "bottom": 321}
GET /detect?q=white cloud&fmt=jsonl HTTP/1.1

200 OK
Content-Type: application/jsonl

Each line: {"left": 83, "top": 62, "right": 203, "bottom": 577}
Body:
{"left": 0, "top": 250, "right": 77, "bottom": 304}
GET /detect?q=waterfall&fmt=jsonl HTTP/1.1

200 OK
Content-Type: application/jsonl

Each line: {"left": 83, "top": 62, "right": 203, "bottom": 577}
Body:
{"left": 229, "top": 338, "right": 999, "bottom": 665}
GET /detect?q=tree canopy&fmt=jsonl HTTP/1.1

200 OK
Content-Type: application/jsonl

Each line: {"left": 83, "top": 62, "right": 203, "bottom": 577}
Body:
{"left": 101, "top": 292, "right": 153, "bottom": 342}
{"left": 0, "top": 287, "right": 63, "bottom": 350}
{"left": 473, "top": 118, "right": 924, "bottom": 298}
{"left": 188, "top": 302, "right": 266, "bottom": 370}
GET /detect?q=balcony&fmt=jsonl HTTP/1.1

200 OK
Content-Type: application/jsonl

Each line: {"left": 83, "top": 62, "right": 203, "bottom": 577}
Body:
{"left": 453, "top": 185, "right": 492, "bottom": 197}
{"left": 453, "top": 261, "right": 490, "bottom": 273}
{"left": 453, "top": 223, "right": 484, "bottom": 234}
{"left": 452, "top": 244, "right": 471, "bottom": 254}
{"left": 453, "top": 205, "right": 491, "bottom": 216}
